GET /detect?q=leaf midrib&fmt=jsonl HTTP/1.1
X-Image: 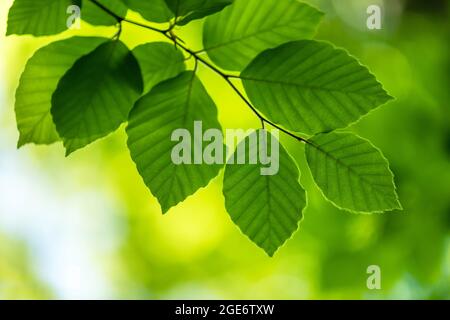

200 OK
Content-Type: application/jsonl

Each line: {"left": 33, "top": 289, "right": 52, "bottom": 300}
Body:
{"left": 162, "top": 72, "right": 197, "bottom": 209}
{"left": 310, "top": 142, "right": 390, "bottom": 203}
{"left": 205, "top": 19, "right": 313, "bottom": 52}
{"left": 241, "top": 76, "right": 386, "bottom": 97}
{"left": 69, "top": 41, "right": 122, "bottom": 138}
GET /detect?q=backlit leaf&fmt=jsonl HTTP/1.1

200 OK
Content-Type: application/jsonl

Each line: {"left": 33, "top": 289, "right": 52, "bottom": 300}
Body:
{"left": 175, "top": 0, "right": 233, "bottom": 26}
{"left": 6, "top": 0, "right": 81, "bottom": 36}
{"left": 203, "top": 0, "right": 323, "bottom": 71}
{"left": 127, "top": 72, "right": 223, "bottom": 213}
{"left": 165, "top": 0, "right": 232, "bottom": 25}
{"left": 305, "top": 132, "right": 401, "bottom": 213}
{"left": 241, "top": 40, "right": 393, "bottom": 135}
{"left": 223, "top": 130, "right": 306, "bottom": 256}
{"left": 51, "top": 40, "right": 143, "bottom": 155}
{"left": 123, "top": 0, "right": 173, "bottom": 23}
{"left": 15, "top": 36, "right": 107, "bottom": 147}
{"left": 81, "top": 0, "right": 128, "bottom": 26}
{"left": 132, "top": 42, "right": 186, "bottom": 93}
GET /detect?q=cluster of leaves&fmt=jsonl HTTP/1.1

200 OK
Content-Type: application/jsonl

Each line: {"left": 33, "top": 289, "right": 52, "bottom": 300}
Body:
{"left": 7, "top": 0, "right": 401, "bottom": 256}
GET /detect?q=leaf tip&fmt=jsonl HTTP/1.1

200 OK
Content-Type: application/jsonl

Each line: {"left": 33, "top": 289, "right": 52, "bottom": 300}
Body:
{"left": 264, "top": 249, "right": 276, "bottom": 258}
{"left": 17, "top": 136, "right": 26, "bottom": 149}
{"left": 64, "top": 147, "right": 76, "bottom": 157}
{"left": 316, "top": 8, "right": 326, "bottom": 18}
{"left": 261, "top": 244, "right": 279, "bottom": 257}
{"left": 385, "top": 92, "right": 396, "bottom": 103}
{"left": 160, "top": 202, "right": 173, "bottom": 215}
{"left": 5, "top": 21, "right": 13, "bottom": 36}
{"left": 394, "top": 199, "right": 403, "bottom": 211}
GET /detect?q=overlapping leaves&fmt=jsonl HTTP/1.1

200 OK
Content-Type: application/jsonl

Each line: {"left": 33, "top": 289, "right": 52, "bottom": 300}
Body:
{"left": 15, "top": 37, "right": 107, "bottom": 147}
{"left": 132, "top": 42, "right": 186, "bottom": 93}
{"left": 127, "top": 72, "right": 223, "bottom": 213}
{"left": 7, "top": 0, "right": 401, "bottom": 256}
{"left": 203, "top": 0, "right": 323, "bottom": 71}
{"left": 81, "top": 0, "right": 128, "bottom": 26}
{"left": 123, "top": 0, "right": 173, "bottom": 23}
{"left": 165, "top": 0, "right": 233, "bottom": 25}
{"left": 51, "top": 40, "right": 143, "bottom": 155}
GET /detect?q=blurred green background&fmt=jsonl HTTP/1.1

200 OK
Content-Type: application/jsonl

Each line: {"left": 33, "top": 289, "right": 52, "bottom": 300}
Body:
{"left": 0, "top": 0, "right": 449, "bottom": 299}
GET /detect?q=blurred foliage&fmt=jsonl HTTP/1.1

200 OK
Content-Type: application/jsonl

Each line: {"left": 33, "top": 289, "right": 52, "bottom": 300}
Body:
{"left": 0, "top": 234, "right": 52, "bottom": 299}
{"left": 0, "top": 0, "right": 449, "bottom": 299}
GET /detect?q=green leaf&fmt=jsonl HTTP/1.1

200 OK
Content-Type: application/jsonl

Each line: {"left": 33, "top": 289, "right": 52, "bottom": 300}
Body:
{"left": 176, "top": 0, "right": 233, "bottom": 26}
{"left": 123, "top": 0, "right": 173, "bottom": 23}
{"left": 223, "top": 130, "right": 306, "bottom": 256}
{"left": 15, "top": 36, "right": 107, "bottom": 147}
{"left": 132, "top": 42, "right": 186, "bottom": 93}
{"left": 51, "top": 40, "right": 143, "bottom": 155}
{"left": 165, "top": 0, "right": 201, "bottom": 16}
{"left": 203, "top": 0, "right": 323, "bottom": 71}
{"left": 305, "top": 132, "right": 401, "bottom": 213}
{"left": 127, "top": 71, "right": 223, "bottom": 213}
{"left": 6, "top": 0, "right": 81, "bottom": 36}
{"left": 63, "top": 133, "right": 107, "bottom": 156}
{"left": 241, "top": 40, "right": 393, "bottom": 135}
{"left": 81, "top": 0, "right": 128, "bottom": 26}
{"left": 165, "top": 0, "right": 233, "bottom": 17}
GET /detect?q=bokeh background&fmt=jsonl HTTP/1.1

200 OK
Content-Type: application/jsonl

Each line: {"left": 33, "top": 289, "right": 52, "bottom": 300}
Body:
{"left": 0, "top": 0, "right": 449, "bottom": 299}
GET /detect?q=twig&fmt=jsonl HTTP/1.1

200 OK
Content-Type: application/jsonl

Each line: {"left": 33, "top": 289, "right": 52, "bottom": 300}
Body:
{"left": 88, "top": 0, "right": 310, "bottom": 145}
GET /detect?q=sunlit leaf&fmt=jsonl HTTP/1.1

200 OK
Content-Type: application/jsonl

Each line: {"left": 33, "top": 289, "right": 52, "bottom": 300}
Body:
{"left": 175, "top": 0, "right": 233, "bottom": 26}
{"left": 65, "top": 135, "right": 108, "bottom": 155}
{"left": 15, "top": 37, "right": 107, "bottom": 147}
{"left": 123, "top": 0, "right": 173, "bottom": 23}
{"left": 241, "top": 40, "right": 393, "bottom": 135}
{"left": 81, "top": 0, "right": 128, "bottom": 26}
{"left": 51, "top": 40, "right": 143, "bottom": 155}
{"left": 305, "top": 132, "right": 401, "bottom": 213}
{"left": 203, "top": 0, "right": 323, "bottom": 71}
{"left": 127, "top": 72, "right": 223, "bottom": 213}
{"left": 223, "top": 130, "right": 306, "bottom": 256}
{"left": 132, "top": 42, "right": 186, "bottom": 93}
{"left": 6, "top": 0, "right": 81, "bottom": 36}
